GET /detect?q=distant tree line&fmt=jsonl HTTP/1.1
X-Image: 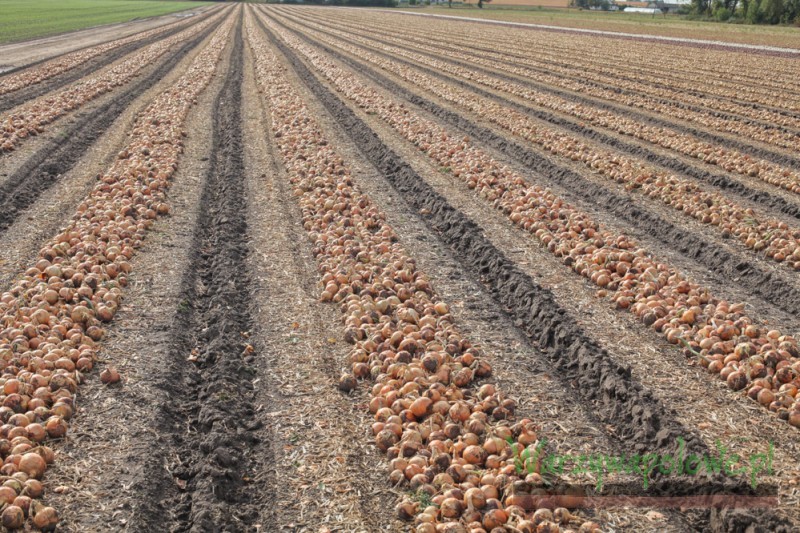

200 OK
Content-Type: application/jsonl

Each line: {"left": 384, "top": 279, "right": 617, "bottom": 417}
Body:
{"left": 690, "top": 0, "right": 800, "bottom": 23}
{"left": 572, "top": 0, "right": 613, "bottom": 10}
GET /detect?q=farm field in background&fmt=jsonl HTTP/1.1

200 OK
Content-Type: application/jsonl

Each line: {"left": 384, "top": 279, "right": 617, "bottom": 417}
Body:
{"left": 0, "top": 0, "right": 211, "bottom": 44}
{"left": 0, "top": 3, "right": 799, "bottom": 532}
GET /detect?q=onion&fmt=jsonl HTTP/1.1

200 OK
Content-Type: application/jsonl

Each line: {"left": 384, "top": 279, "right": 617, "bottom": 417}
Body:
{"left": 18, "top": 453, "right": 46, "bottom": 479}
{"left": 44, "top": 417, "right": 68, "bottom": 439}
{"left": 533, "top": 508, "right": 554, "bottom": 524}
{"left": 1, "top": 505, "right": 24, "bottom": 529}
{"left": 410, "top": 397, "right": 432, "bottom": 418}
{"left": 32, "top": 507, "right": 58, "bottom": 531}
{"left": 69, "top": 305, "right": 92, "bottom": 324}
{"left": 726, "top": 371, "right": 748, "bottom": 391}
{"left": 376, "top": 429, "right": 398, "bottom": 452}
{"left": 517, "top": 520, "right": 536, "bottom": 533}
{"left": 337, "top": 374, "right": 357, "bottom": 392}
{"left": 0, "top": 486, "right": 15, "bottom": 505}
{"left": 13, "top": 495, "right": 31, "bottom": 516}
{"left": 462, "top": 445, "right": 487, "bottom": 466}
{"left": 464, "top": 487, "right": 487, "bottom": 510}
{"left": 440, "top": 497, "right": 464, "bottom": 519}
{"left": 100, "top": 367, "right": 121, "bottom": 385}
{"left": 553, "top": 507, "right": 571, "bottom": 524}
{"left": 482, "top": 508, "right": 508, "bottom": 528}
{"left": 22, "top": 479, "right": 43, "bottom": 499}
{"left": 396, "top": 500, "right": 417, "bottom": 520}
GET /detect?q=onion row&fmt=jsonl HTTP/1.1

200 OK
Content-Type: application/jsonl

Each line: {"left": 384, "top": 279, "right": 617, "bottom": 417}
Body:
{"left": 290, "top": 12, "right": 800, "bottom": 198}
{"left": 0, "top": 13, "right": 234, "bottom": 530}
{"left": 263, "top": 13, "right": 800, "bottom": 431}
{"left": 0, "top": 8, "right": 219, "bottom": 98}
{"left": 294, "top": 10, "right": 800, "bottom": 136}
{"left": 298, "top": 6, "right": 800, "bottom": 114}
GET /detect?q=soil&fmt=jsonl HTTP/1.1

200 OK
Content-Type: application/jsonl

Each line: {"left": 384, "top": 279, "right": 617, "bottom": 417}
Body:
{"left": 124, "top": 13, "right": 274, "bottom": 532}
{"left": 3, "top": 5, "right": 800, "bottom": 533}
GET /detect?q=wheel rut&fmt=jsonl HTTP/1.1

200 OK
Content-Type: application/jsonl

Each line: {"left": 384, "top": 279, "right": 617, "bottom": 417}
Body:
{"left": 129, "top": 14, "right": 273, "bottom": 532}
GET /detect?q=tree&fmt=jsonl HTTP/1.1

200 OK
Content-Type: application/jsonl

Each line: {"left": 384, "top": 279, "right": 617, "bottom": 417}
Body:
{"left": 760, "top": 0, "right": 784, "bottom": 21}
{"left": 691, "top": 0, "right": 712, "bottom": 15}
{"left": 746, "top": 0, "right": 762, "bottom": 22}
{"left": 783, "top": 0, "right": 800, "bottom": 21}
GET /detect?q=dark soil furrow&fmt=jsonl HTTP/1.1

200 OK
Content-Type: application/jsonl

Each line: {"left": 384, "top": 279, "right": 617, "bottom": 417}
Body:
{"left": 0, "top": 11, "right": 213, "bottom": 113}
{"left": 0, "top": 17, "right": 221, "bottom": 238}
{"left": 130, "top": 15, "right": 270, "bottom": 533}
{"left": 282, "top": 11, "right": 800, "bottom": 172}
{"left": 259, "top": 13, "right": 795, "bottom": 532}
{"left": 270, "top": 15, "right": 800, "bottom": 324}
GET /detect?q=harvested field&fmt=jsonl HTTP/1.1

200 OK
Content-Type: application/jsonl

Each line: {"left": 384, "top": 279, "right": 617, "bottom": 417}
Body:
{"left": 0, "top": 5, "right": 799, "bottom": 532}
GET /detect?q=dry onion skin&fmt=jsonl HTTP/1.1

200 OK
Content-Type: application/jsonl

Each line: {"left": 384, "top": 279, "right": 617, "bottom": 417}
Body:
{"left": 0, "top": 8, "right": 222, "bottom": 98}
{"left": 0, "top": 14, "right": 235, "bottom": 529}
{"left": 248, "top": 15, "right": 603, "bottom": 532}
{"left": 0, "top": 10, "right": 227, "bottom": 154}
{"left": 1, "top": 505, "right": 24, "bottom": 530}
{"left": 277, "top": 15, "right": 800, "bottom": 273}
{"left": 263, "top": 17, "right": 800, "bottom": 430}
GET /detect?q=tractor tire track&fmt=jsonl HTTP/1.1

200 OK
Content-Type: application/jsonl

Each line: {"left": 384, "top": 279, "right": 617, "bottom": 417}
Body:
{"left": 129, "top": 13, "right": 272, "bottom": 532}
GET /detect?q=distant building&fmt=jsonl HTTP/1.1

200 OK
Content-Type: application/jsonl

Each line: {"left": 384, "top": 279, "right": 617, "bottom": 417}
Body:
{"left": 616, "top": 0, "right": 691, "bottom": 11}
{"left": 460, "top": 0, "right": 571, "bottom": 6}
